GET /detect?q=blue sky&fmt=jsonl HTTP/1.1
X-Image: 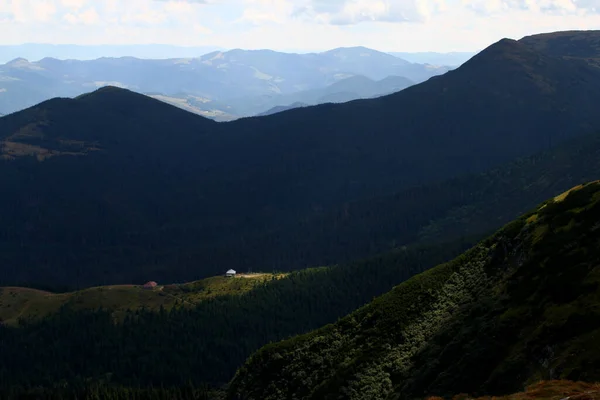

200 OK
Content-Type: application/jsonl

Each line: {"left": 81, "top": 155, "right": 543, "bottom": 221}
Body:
{"left": 0, "top": 0, "right": 598, "bottom": 52}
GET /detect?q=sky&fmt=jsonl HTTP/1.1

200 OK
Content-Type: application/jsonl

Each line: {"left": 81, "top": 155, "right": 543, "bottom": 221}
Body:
{"left": 0, "top": 0, "right": 599, "bottom": 52}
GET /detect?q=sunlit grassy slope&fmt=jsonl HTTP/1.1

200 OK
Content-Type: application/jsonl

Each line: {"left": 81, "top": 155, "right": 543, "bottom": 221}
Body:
{"left": 0, "top": 273, "right": 285, "bottom": 326}
{"left": 428, "top": 380, "right": 600, "bottom": 400}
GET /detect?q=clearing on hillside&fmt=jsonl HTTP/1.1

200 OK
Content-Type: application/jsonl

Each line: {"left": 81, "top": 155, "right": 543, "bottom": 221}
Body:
{"left": 0, "top": 272, "right": 287, "bottom": 326}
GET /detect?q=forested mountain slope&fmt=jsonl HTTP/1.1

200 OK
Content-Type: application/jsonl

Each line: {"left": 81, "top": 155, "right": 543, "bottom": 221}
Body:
{"left": 228, "top": 130, "right": 600, "bottom": 269}
{"left": 4, "top": 31, "right": 600, "bottom": 288}
{"left": 7, "top": 127, "right": 600, "bottom": 391}
{"left": 229, "top": 181, "right": 600, "bottom": 400}
{"left": 0, "top": 237, "right": 476, "bottom": 391}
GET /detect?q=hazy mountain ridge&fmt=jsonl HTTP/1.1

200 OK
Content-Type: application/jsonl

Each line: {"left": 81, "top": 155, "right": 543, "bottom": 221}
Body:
{"left": 0, "top": 44, "right": 226, "bottom": 63}
{"left": 257, "top": 102, "right": 309, "bottom": 116}
{"left": 251, "top": 75, "right": 414, "bottom": 116}
{"left": 0, "top": 46, "right": 447, "bottom": 119}
{"left": 229, "top": 181, "right": 600, "bottom": 399}
{"left": 388, "top": 51, "right": 476, "bottom": 66}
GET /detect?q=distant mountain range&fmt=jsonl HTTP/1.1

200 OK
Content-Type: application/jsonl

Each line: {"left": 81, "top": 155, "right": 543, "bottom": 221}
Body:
{"left": 0, "top": 43, "right": 474, "bottom": 65}
{"left": 2, "top": 31, "right": 600, "bottom": 289}
{"left": 0, "top": 47, "right": 450, "bottom": 119}
{"left": 388, "top": 51, "right": 476, "bottom": 66}
{"left": 257, "top": 102, "right": 309, "bottom": 117}
{"left": 0, "top": 44, "right": 226, "bottom": 64}
{"left": 250, "top": 75, "right": 414, "bottom": 116}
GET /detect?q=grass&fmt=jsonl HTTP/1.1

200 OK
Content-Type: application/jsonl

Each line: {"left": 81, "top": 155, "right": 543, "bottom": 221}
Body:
{"left": 553, "top": 181, "right": 600, "bottom": 203}
{"left": 0, "top": 273, "right": 286, "bottom": 326}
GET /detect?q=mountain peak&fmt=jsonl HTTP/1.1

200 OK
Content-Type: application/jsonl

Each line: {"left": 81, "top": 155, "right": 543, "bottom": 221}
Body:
{"left": 93, "top": 85, "right": 129, "bottom": 94}
{"left": 451, "top": 37, "right": 539, "bottom": 74}
{"left": 325, "top": 46, "right": 392, "bottom": 56}
{"left": 6, "top": 57, "right": 29, "bottom": 64}
{"left": 75, "top": 85, "right": 144, "bottom": 101}
{"left": 5, "top": 57, "right": 37, "bottom": 68}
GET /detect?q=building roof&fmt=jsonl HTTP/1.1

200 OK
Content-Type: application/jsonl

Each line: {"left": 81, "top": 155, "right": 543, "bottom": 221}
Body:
{"left": 226, "top": 269, "right": 236, "bottom": 274}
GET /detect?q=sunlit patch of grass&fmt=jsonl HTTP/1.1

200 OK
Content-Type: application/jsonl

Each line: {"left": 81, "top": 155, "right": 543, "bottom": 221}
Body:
{"left": 0, "top": 273, "right": 288, "bottom": 326}
{"left": 427, "top": 381, "right": 600, "bottom": 400}
{"left": 554, "top": 185, "right": 586, "bottom": 203}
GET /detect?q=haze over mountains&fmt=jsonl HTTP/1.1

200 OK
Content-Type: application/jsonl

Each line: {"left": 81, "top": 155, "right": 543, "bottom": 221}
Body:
{"left": 388, "top": 51, "right": 477, "bottom": 66}
{"left": 0, "top": 44, "right": 475, "bottom": 66}
{"left": 0, "top": 46, "right": 450, "bottom": 120}
{"left": 253, "top": 75, "right": 414, "bottom": 116}
{"left": 0, "top": 44, "right": 226, "bottom": 63}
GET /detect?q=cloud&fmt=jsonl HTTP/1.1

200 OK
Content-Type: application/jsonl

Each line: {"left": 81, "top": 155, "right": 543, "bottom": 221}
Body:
{"left": 461, "top": 0, "right": 582, "bottom": 14}
{"left": 1, "top": 0, "right": 600, "bottom": 55}
{"left": 8, "top": 0, "right": 57, "bottom": 22}
{"left": 237, "top": 0, "right": 295, "bottom": 24}
{"left": 61, "top": 0, "right": 85, "bottom": 9}
{"left": 64, "top": 7, "right": 100, "bottom": 24}
{"left": 292, "top": 0, "right": 446, "bottom": 24}
{"left": 291, "top": 0, "right": 596, "bottom": 24}
{"left": 153, "top": 0, "right": 208, "bottom": 3}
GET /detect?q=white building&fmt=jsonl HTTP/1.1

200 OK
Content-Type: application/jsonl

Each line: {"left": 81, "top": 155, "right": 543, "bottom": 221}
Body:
{"left": 226, "top": 269, "right": 237, "bottom": 277}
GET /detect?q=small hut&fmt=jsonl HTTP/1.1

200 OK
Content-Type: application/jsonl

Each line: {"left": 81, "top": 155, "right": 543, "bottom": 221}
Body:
{"left": 225, "top": 269, "right": 237, "bottom": 277}
{"left": 143, "top": 281, "right": 158, "bottom": 289}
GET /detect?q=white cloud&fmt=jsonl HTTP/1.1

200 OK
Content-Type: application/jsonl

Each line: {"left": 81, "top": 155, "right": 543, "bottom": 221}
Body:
{"left": 9, "top": 0, "right": 57, "bottom": 22}
{"left": 64, "top": 7, "right": 100, "bottom": 24}
{"left": 292, "top": 0, "right": 446, "bottom": 24}
{"left": 462, "top": 0, "right": 582, "bottom": 14}
{"left": 61, "top": 0, "right": 85, "bottom": 9}
{"left": 0, "top": 0, "right": 600, "bottom": 53}
{"left": 153, "top": 0, "right": 208, "bottom": 3}
{"left": 238, "top": 0, "right": 294, "bottom": 24}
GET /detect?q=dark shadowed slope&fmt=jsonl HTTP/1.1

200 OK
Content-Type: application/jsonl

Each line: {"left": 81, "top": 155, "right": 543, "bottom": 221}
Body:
{"left": 3, "top": 32, "right": 600, "bottom": 287}
{"left": 229, "top": 181, "right": 600, "bottom": 400}
{"left": 6, "top": 129, "right": 600, "bottom": 388}
{"left": 232, "top": 129, "right": 600, "bottom": 270}
{"left": 520, "top": 30, "right": 600, "bottom": 59}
